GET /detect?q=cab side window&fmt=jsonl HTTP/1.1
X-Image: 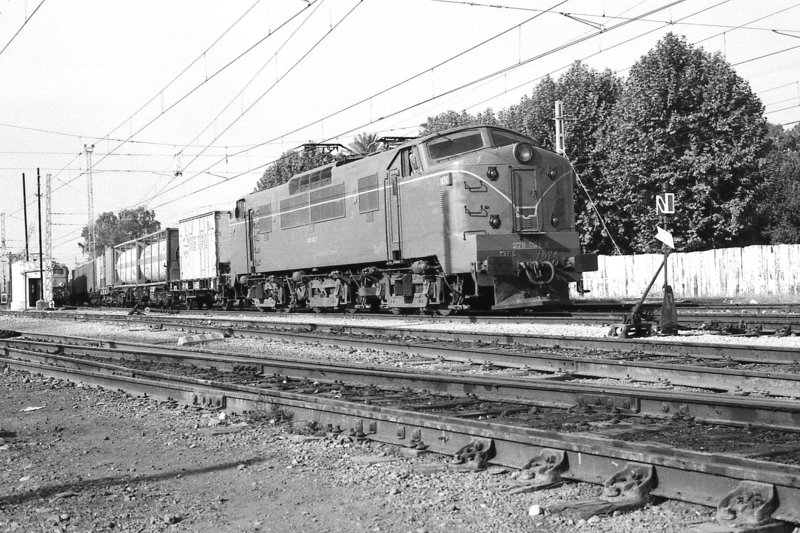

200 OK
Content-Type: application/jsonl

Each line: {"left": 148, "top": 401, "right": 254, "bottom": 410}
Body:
{"left": 400, "top": 147, "right": 421, "bottom": 177}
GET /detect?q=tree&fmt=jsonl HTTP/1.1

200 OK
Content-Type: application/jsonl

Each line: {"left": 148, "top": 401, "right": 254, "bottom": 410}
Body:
{"left": 80, "top": 206, "right": 161, "bottom": 257}
{"left": 500, "top": 65, "right": 621, "bottom": 252}
{"left": 349, "top": 132, "right": 380, "bottom": 155}
{"left": 595, "top": 33, "right": 769, "bottom": 253}
{"left": 759, "top": 124, "right": 800, "bottom": 243}
{"left": 419, "top": 109, "right": 484, "bottom": 136}
{"left": 255, "top": 146, "right": 341, "bottom": 191}
{"left": 497, "top": 76, "right": 558, "bottom": 147}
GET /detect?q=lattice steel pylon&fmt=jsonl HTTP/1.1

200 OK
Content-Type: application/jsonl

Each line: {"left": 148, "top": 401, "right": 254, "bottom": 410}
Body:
{"left": 44, "top": 173, "right": 53, "bottom": 304}
{"left": 84, "top": 144, "right": 95, "bottom": 259}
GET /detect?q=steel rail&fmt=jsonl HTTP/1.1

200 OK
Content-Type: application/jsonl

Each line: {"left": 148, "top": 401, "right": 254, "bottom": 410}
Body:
{"left": 4, "top": 336, "right": 800, "bottom": 431}
{"left": 11, "top": 331, "right": 800, "bottom": 397}
{"left": 3, "top": 354, "right": 800, "bottom": 525}
{"left": 16, "top": 309, "right": 798, "bottom": 364}
{"left": 9, "top": 307, "right": 800, "bottom": 331}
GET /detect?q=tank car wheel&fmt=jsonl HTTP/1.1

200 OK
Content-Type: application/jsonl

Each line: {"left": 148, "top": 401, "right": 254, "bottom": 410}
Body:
{"left": 390, "top": 307, "right": 402, "bottom": 315}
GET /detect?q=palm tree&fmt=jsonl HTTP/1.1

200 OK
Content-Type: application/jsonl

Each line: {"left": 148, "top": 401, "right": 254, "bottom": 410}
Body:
{"left": 349, "top": 132, "right": 380, "bottom": 155}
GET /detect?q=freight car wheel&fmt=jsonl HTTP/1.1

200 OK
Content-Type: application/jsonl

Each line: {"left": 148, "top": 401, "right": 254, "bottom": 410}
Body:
{"left": 436, "top": 307, "right": 455, "bottom": 317}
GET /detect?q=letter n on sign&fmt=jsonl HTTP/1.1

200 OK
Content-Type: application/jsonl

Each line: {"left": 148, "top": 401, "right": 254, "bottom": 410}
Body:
{"left": 656, "top": 193, "right": 675, "bottom": 215}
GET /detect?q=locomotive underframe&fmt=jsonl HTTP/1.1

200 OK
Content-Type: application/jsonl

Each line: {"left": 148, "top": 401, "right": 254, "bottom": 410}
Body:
{"left": 241, "top": 256, "right": 469, "bottom": 314}
{"left": 237, "top": 247, "right": 586, "bottom": 315}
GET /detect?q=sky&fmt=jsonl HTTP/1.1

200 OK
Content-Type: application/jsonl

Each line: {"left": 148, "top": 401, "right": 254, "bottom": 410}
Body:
{"left": 1, "top": 0, "right": 798, "bottom": 267}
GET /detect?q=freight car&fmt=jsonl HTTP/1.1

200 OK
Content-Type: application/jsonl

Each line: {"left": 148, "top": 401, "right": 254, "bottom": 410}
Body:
{"left": 229, "top": 125, "right": 597, "bottom": 314}
{"left": 173, "top": 211, "right": 233, "bottom": 309}
{"left": 69, "top": 211, "right": 233, "bottom": 309}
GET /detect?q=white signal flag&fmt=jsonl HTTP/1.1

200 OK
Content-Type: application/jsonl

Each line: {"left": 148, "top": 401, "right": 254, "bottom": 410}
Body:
{"left": 656, "top": 226, "right": 675, "bottom": 249}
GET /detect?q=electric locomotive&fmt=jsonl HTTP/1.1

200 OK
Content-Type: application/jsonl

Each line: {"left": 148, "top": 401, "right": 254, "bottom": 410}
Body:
{"left": 229, "top": 125, "right": 597, "bottom": 313}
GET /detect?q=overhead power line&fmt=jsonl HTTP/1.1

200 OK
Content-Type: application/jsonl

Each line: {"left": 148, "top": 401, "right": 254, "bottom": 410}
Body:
{"left": 15, "top": 1, "right": 317, "bottom": 223}
{"left": 0, "top": 0, "right": 46, "bottom": 59}
{"left": 137, "top": 0, "right": 688, "bottom": 210}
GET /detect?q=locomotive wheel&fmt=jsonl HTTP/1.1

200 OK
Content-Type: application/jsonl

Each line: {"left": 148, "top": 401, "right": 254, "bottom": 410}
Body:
{"left": 436, "top": 307, "right": 455, "bottom": 317}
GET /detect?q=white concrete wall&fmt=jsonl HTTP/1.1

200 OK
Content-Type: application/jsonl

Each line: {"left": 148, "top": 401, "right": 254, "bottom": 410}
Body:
{"left": 573, "top": 244, "right": 800, "bottom": 302}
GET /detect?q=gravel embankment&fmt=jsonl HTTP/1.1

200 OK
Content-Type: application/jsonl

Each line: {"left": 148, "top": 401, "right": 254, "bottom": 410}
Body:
{"left": 0, "top": 313, "right": 786, "bottom": 532}
{"left": 1, "top": 369, "right": 715, "bottom": 533}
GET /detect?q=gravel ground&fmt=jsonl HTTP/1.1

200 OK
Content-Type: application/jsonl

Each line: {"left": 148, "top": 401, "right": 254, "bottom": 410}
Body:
{"left": 0, "top": 312, "right": 790, "bottom": 532}
{"left": 0, "top": 370, "right": 716, "bottom": 533}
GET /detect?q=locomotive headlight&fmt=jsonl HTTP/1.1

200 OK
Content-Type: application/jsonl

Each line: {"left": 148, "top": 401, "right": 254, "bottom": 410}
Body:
{"left": 489, "top": 214, "right": 501, "bottom": 229}
{"left": 513, "top": 142, "right": 534, "bottom": 164}
{"left": 550, "top": 214, "right": 559, "bottom": 227}
{"left": 486, "top": 166, "right": 499, "bottom": 181}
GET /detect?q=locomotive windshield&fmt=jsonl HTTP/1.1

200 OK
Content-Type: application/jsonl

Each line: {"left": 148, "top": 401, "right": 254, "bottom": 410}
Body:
{"left": 489, "top": 129, "right": 530, "bottom": 147}
{"left": 425, "top": 129, "right": 485, "bottom": 160}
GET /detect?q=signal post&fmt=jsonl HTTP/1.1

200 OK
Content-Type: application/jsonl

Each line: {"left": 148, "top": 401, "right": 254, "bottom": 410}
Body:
{"left": 655, "top": 191, "right": 678, "bottom": 335}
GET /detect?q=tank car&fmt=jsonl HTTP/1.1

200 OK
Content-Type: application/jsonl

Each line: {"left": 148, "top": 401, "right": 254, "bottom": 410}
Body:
{"left": 108, "top": 228, "right": 180, "bottom": 306}
{"left": 229, "top": 125, "right": 597, "bottom": 313}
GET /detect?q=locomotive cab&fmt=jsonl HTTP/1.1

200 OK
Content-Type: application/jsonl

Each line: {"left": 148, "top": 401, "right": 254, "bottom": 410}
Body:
{"left": 415, "top": 126, "right": 598, "bottom": 309}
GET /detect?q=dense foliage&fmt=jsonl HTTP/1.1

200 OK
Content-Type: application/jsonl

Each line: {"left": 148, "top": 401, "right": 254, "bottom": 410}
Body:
{"left": 759, "top": 124, "right": 800, "bottom": 243}
{"left": 595, "top": 34, "right": 769, "bottom": 253}
{"left": 421, "top": 34, "right": 790, "bottom": 254}
{"left": 80, "top": 206, "right": 161, "bottom": 257}
{"left": 255, "top": 146, "right": 340, "bottom": 191}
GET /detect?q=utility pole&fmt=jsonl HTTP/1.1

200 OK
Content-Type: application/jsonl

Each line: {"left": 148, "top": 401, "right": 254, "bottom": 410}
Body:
{"left": 22, "top": 173, "right": 29, "bottom": 261}
{"left": 44, "top": 173, "right": 53, "bottom": 305}
{"left": 85, "top": 144, "right": 95, "bottom": 260}
{"left": 1, "top": 212, "right": 6, "bottom": 307}
{"left": 554, "top": 100, "right": 566, "bottom": 157}
{"left": 36, "top": 168, "right": 44, "bottom": 304}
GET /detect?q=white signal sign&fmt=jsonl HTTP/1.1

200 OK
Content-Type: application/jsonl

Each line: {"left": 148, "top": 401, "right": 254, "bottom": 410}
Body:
{"left": 656, "top": 193, "right": 675, "bottom": 215}
{"left": 655, "top": 226, "right": 675, "bottom": 249}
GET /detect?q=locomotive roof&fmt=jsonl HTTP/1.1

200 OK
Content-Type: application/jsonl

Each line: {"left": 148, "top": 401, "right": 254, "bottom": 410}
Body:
{"left": 263, "top": 124, "right": 540, "bottom": 193}
{"left": 414, "top": 124, "right": 535, "bottom": 145}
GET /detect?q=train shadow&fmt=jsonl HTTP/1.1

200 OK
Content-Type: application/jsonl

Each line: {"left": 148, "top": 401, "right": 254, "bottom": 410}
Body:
{"left": 0, "top": 455, "right": 271, "bottom": 507}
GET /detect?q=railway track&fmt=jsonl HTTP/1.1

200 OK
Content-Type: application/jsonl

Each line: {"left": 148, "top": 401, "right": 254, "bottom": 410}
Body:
{"left": 2, "top": 331, "right": 800, "bottom": 530}
{"left": 18, "top": 308, "right": 797, "bottom": 364}
{"left": 9, "top": 300, "right": 800, "bottom": 333}
{"left": 4, "top": 332, "right": 800, "bottom": 429}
